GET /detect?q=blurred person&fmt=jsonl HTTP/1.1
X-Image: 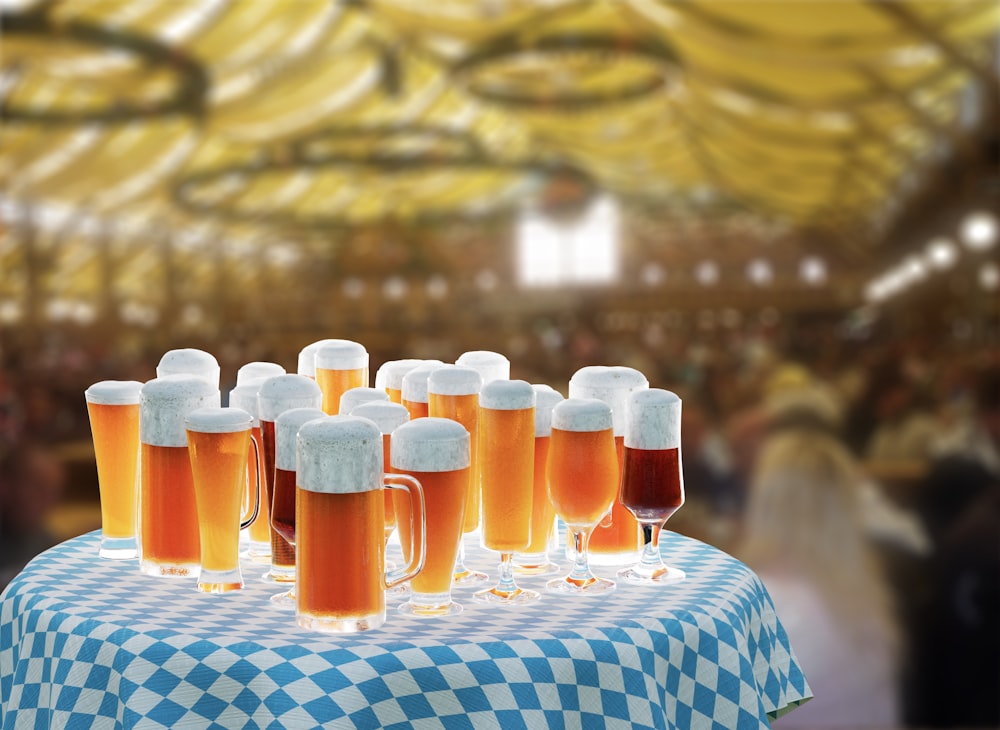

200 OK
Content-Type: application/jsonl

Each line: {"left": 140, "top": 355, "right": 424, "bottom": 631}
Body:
{"left": 0, "top": 441, "right": 67, "bottom": 590}
{"left": 738, "top": 430, "right": 901, "bottom": 728}
{"left": 866, "top": 379, "right": 939, "bottom": 463}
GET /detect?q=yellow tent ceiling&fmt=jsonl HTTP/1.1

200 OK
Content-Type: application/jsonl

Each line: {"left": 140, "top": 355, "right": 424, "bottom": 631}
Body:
{"left": 1, "top": 0, "right": 997, "bottom": 310}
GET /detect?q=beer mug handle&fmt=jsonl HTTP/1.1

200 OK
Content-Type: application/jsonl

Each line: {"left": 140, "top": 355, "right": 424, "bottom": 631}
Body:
{"left": 240, "top": 434, "right": 261, "bottom": 530}
{"left": 383, "top": 474, "right": 426, "bottom": 589}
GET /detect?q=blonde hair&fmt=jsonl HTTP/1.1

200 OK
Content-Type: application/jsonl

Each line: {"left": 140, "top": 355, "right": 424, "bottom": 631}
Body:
{"left": 740, "top": 430, "right": 898, "bottom": 648}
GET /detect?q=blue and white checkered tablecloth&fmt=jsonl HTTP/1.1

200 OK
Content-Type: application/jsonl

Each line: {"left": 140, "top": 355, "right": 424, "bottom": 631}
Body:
{"left": 1, "top": 530, "right": 809, "bottom": 729}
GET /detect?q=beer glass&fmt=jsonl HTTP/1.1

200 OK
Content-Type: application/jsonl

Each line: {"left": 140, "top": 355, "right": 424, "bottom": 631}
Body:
{"left": 269, "top": 406, "right": 327, "bottom": 608}
{"left": 315, "top": 340, "right": 369, "bottom": 415}
{"left": 375, "top": 359, "right": 424, "bottom": 404}
{"left": 236, "top": 361, "right": 285, "bottom": 386}
{"left": 85, "top": 380, "right": 143, "bottom": 559}
{"left": 296, "top": 416, "right": 426, "bottom": 633}
{"left": 428, "top": 365, "right": 488, "bottom": 585}
{"left": 455, "top": 350, "right": 510, "bottom": 385}
{"left": 156, "top": 348, "right": 220, "bottom": 389}
{"left": 401, "top": 363, "right": 445, "bottom": 420}
{"left": 618, "top": 389, "right": 687, "bottom": 585}
{"left": 546, "top": 398, "right": 618, "bottom": 594}
{"left": 185, "top": 407, "right": 262, "bottom": 593}
{"left": 514, "top": 384, "right": 565, "bottom": 575}
{"left": 350, "top": 401, "right": 410, "bottom": 555}
{"left": 297, "top": 338, "right": 350, "bottom": 379}
{"left": 139, "top": 375, "right": 220, "bottom": 577}
{"left": 475, "top": 379, "right": 539, "bottom": 604}
{"left": 567, "top": 365, "right": 647, "bottom": 565}
{"left": 339, "top": 387, "right": 390, "bottom": 416}
{"left": 258, "top": 374, "right": 322, "bottom": 584}
{"left": 392, "top": 417, "right": 471, "bottom": 616}
{"left": 229, "top": 383, "right": 272, "bottom": 562}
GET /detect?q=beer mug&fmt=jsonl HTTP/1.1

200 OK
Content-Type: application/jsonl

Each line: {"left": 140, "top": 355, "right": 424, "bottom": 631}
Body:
{"left": 229, "top": 383, "right": 272, "bottom": 561}
{"left": 156, "top": 348, "right": 221, "bottom": 389}
{"left": 296, "top": 416, "right": 426, "bottom": 633}
{"left": 392, "top": 417, "right": 471, "bottom": 616}
{"left": 339, "top": 387, "right": 389, "bottom": 417}
{"left": 349, "top": 401, "right": 410, "bottom": 550}
{"left": 185, "top": 407, "right": 262, "bottom": 593}
{"left": 316, "top": 341, "right": 369, "bottom": 415}
{"left": 139, "top": 375, "right": 220, "bottom": 577}
{"left": 258, "top": 374, "right": 323, "bottom": 583}
{"left": 567, "top": 365, "right": 648, "bottom": 565}
{"left": 85, "top": 380, "right": 143, "bottom": 559}
{"left": 297, "top": 338, "right": 350, "bottom": 379}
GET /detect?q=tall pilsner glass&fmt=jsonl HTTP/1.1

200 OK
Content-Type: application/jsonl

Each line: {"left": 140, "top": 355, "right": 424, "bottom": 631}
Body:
{"left": 375, "top": 359, "right": 424, "bottom": 404}
{"left": 139, "top": 376, "right": 220, "bottom": 577}
{"left": 258, "top": 375, "right": 323, "bottom": 584}
{"left": 428, "top": 365, "right": 488, "bottom": 585}
{"left": 269, "top": 407, "right": 327, "bottom": 608}
{"left": 618, "top": 389, "right": 687, "bottom": 585}
{"left": 315, "top": 341, "right": 368, "bottom": 415}
{"left": 296, "top": 416, "right": 426, "bottom": 633}
{"left": 475, "top": 379, "right": 538, "bottom": 604}
{"left": 567, "top": 366, "right": 647, "bottom": 565}
{"left": 392, "top": 418, "right": 471, "bottom": 616}
{"left": 514, "top": 385, "right": 565, "bottom": 575}
{"left": 546, "top": 398, "right": 618, "bottom": 594}
{"left": 401, "top": 363, "right": 445, "bottom": 420}
{"left": 85, "top": 380, "right": 143, "bottom": 559}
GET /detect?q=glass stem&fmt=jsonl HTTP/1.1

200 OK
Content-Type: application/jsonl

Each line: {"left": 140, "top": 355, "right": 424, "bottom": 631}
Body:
{"left": 638, "top": 522, "right": 666, "bottom": 574}
{"left": 496, "top": 552, "right": 518, "bottom": 593}
{"left": 567, "top": 528, "right": 596, "bottom": 583}
{"left": 455, "top": 541, "right": 467, "bottom": 570}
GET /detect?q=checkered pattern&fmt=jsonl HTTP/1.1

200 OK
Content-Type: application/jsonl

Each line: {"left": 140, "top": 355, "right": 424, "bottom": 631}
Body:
{"left": 1, "top": 531, "right": 810, "bottom": 729}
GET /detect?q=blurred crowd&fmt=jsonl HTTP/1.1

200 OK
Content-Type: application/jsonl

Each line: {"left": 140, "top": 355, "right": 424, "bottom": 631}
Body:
{"left": 0, "top": 323, "right": 997, "bottom": 728}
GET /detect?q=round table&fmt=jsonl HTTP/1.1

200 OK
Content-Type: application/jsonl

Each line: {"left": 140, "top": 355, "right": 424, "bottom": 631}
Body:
{"left": 1, "top": 531, "right": 810, "bottom": 729}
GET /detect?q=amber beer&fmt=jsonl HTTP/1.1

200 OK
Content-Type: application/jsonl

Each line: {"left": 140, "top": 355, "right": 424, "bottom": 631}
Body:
{"left": 296, "top": 417, "right": 425, "bottom": 633}
{"left": 514, "top": 385, "right": 564, "bottom": 574}
{"left": 139, "top": 376, "right": 219, "bottom": 577}
{"left": 315, "top": 341, "right": 369, "bottom": 415}
{"left": 546, "top": 398, "right": 619, "bottom": 594}
{"left": 350, "top": 401, "right": 411, "bottom": 544}
{"left": 86, "top": 380, "right": 143, "bottom": 559}
{"left": 391, "top": 417, "right": 470, "bottom": 616}
{"left": 401, "top": 363, "right": 445, "bottom": 420}
{"left": 229, "top": 383, "right": 272, "bottom": 561}
{"left": 258, "top": 375, "right": 323, "bottom": 583}
{"left": 186, "top": 407, "right": 260, "bottom": 593}
{"left": 567, "top": 365, "right": 648, "bottom": 565}
{"left": 618, "top": 389, "right": 687, "bottom": 585}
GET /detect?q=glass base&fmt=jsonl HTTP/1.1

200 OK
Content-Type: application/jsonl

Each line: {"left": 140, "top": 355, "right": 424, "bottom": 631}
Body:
{"left": 260, "top": 567, "right": 295, "bottom": 584}
{"left": 512, "top": 558, "right": 560, "bottom": 576}
{"left": 398, "top": 594, "right": 463, "bottom": 617}
{"left": 453, "top": 567, "right": 490, "bottom": 585}
{"left": 546, "top": 575, "right": 615, "bottom": 594}
{"left": 270, "top": 589, "right": 296, "bottom": 610}
{"left": 100, "top": 536, "right": 137, "bottom": 560}
{"left": 385, "top": 583, "right": 411, "bottom": 600}
{"left": 198, "top": 568, "right": 244, "bottom": 593}
{"left": 473, "top": 586, "right": 541, "bottom": 604}
{"left": 617, "top": 564, "right": 686, "bottom": 585}
{"left": 242, "top": 541, "right": 272, "bottom": 564}
{"left": 140, "top": 559, "right": 199, "bottom": 578}
{"left": 297, "top": 610, "right": 385, "bottom": 633}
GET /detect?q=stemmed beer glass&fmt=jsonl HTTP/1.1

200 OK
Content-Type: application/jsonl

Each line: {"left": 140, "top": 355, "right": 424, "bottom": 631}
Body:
{"left": 617, "top": 389, "right": 687, "bottom": 585}
{"left": 546, "top": 398, "right": 619, "bottom": 594}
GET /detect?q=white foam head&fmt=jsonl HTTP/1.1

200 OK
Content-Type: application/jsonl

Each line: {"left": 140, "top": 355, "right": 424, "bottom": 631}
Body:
{"left": 376, "top": 359, "right": 426, "bottom": 391}
{"left": 480, "top": 379, "right": 535, "bottom": 410}
{"left": 228, "top": 384, "right": 261, "bottom": 426}
{"left": 276, "top": 407, "right": 326, "bottom": 470}
{"left": 296, "top": 415, "right": 383, "bottom": 494}
{"left": 85, "top": 380, "right": 143, "bottom": 406}
{"left": 156, "top": 348, "right": 221, "bottom": 388}
{"left": 401, "top": 363, "right": 447, "bottom": 404}
{"left": 552, "top": 398, "right": 614, "bottom": 433}
{"left": 350, "top": 401, "right": 410, "bottom": 434}
{"left": 428, "top": 366, "right": 482, "bottom": 397}
{"left": 533, "top": 384, "right": 565, "bottom": 436}
{"left": 625, "top": 389, "right": 682, "bottom": 450}
{"left": 297, "top": 338, "right": 350, "bottom": 378}
{"left": 316, "top": 341, "right": 368, "bottom": 371}
{"left": 185, "top": 406, "right": 253, "bottom": 434}
{"left": 455, "top": 350, "right": 510, "bottom": 384}
{"left": 391, "top": 417, "right": 470, "bottom": 472}
{"left": 339, "top": 387, "right": 390, "bottom": 415}
{"left": 140, "top": 376, "right": 220, "bottom": 447}
{"left": 258, "top": 374, "right": 323, "bottom": 422}
{"left": 568, "top": 365, "right": 649, "bottom": 435}
{"left": 236, "top": 361, "right": 286, "bottom": 386}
